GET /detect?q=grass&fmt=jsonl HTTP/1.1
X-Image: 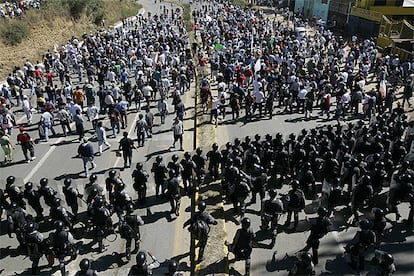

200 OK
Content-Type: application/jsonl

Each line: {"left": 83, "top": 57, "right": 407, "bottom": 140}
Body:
{"left": 0, "top": 0, "right": 142, "bottom": 79}
{"left": 0, "top": 20, "right": 30, "bottom": 46}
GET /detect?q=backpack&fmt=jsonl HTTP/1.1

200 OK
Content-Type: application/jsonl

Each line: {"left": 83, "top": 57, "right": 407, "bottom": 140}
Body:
{"left": 189, "top": 218, "right": 208, "bottom": 240}
{"left": 119, "top": 218, "right": 134, "bottom": 238}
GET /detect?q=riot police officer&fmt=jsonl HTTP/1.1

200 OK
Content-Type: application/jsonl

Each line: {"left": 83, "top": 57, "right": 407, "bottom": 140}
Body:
{"left": 5, "top": 176, "right": 26, "bottom": 209}
{"left": 289, "top": 251, "right": 315, "bottom": 276}
{"left": 230, "top": 217, "right": 255, "bottom": 276}
{"left": 75, "top": 258, "right": 98, "bottom": 276}
{"left": 345, "top": 219, "right": 376, "bottom": 270}
{"left": 49, "top": 197, "right": 72, "bottom": 229}
{"left": 88, "top": 196, "right": 112, "bottom": 252}
{"left": 105, "top": 169, "right": 122, "bottom": 194}
{"left": 110, "top": 181, "right": 132, "bottom": 218}
{"left": 261, "top": 189, "right": 284, "bottom": 243}
{"left": 25, "top": 221, "right": 45, "bottom": 275}
{"left": 284, "top": 180, "right": 305, "bottom": 229}
{"left": 180, "top": 152, "right": 196, "bottom": 195}
{"left": 62, "top": 178, "right": 83, "bottom": 220}
{"left": 184, "top": 201, "right": 218, "bottom": 262}
{"left": 301, "top": 207, "right": 332, "bottom": 265}
{"left": 129, "top": 251, "right": 160, "bottom": 275}
{"left": 167, "top": 154, "right": 183, "bottom": 177}
{"left": 84, "top": 174, "right": 103, "bottom": 201}
{"left": 7, "top": 201, "right": 27, "bottom": 246}
{"left": 24, "top": 182, "right": 43, "bottom": 221}
{"left": 192, "top": 147, "right": 207, "bottom": 184}
{"left": 351, "top": 175, "right": 374, "bottom": 223}
{"left": 38, "top": 177, "right": 58, "bottom": 208}
{"left": 119, "top": 204, "right": 144, "bottom": 260}
{"left": 151, "top": 155, "right": 168, "bottom": 198}
{"left": 132, "top": 162, "right": 149, "bottom": 203}
{"left": 48, "top": 220, "right": 76, "bottom": 275}
{"left": 207, "top": 143, "right": 222, "bottom": 179}
{"left": 166, "top": 170, "right": 181, "bottom": 216}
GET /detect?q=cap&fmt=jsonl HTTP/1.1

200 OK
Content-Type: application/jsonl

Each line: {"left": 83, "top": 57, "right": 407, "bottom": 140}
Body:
{"left": 83, "top": 137, "right": 89, "bottom": 143}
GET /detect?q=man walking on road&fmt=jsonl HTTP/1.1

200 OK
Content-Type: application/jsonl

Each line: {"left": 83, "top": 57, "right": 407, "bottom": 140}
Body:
{"left": 171, "top": 116, "right": 184, "bottom": 151}
{"left": 16, "top": 126, "right": 36, "bottom": 163}
{"left": 119, "top": 131, "right": 136, "bottom": 168}
{"left": 134, "top": 113, "right": 147, "bottom": 147}
{"left": 77, "top": 137, "right": 96, "bottom": 177}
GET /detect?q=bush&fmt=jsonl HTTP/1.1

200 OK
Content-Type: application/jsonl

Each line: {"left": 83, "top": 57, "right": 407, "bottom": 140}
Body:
{"left": 0, "top": 20, "right": 30, "bottom": 45}
{"left": 67, "top": 0, "right": 87, "bottom": 20}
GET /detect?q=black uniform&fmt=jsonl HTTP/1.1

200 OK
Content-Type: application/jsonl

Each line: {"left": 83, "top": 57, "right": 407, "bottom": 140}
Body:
{"left": 151, "top": 160, "right": 168, "bottom": 197}
{"left": 24, "top": 187, "right": 43, "bottom": 220}
{"left": 25, "top": 226, "right": 45, "bottom": 274}
{"left": 119, "top": 214, "right": 144, "bottom": 260}
{"left": 302, "top": 215, "right": 332, "bottom": 264}
{"left": 132, "top": 168, "right": 149, "bottom": 203}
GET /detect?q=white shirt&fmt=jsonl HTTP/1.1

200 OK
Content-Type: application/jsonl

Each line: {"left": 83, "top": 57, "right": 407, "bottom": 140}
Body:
{"left": 254, "top": 91, "right": 264, "bottom": 103}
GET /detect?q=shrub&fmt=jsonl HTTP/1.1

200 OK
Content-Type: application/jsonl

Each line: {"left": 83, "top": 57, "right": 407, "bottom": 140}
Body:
{"left": 0, "top": 20, "right": 30, "bottom": 45}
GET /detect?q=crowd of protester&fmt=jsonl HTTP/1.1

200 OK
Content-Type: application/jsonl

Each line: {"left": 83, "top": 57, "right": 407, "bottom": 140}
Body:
{"left": 0, "top": 0, "right": 42, "bottom": 19}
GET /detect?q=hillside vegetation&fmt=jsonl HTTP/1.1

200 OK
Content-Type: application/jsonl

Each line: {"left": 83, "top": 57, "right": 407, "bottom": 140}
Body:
{"left": 0, "top": 0, "right": 142, "bottom": 79}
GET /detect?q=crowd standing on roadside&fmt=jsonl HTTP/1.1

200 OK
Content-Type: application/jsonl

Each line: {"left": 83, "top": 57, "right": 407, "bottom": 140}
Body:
{"left": 0, "top": 0, "right": 413, "bottom": 275}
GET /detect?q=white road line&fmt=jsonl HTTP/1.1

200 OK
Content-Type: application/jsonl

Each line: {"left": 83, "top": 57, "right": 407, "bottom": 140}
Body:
{"left": 23, "top": 137, "right": 64, "bottom": 183}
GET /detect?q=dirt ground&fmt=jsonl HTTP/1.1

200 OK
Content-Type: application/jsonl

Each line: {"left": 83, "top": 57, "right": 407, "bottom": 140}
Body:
{"left": 0, "top": 15, "right": 99, "bottom": 79}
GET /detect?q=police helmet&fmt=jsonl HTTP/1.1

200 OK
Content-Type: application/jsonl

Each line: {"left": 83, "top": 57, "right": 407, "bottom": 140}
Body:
{"left": 359, "top": 219, "right": 371, "bottom": 230}
{"left": 198, "top": 200, "right": 206, "bottom": 212}
{"left": 94, "top": 196, "right": 104, "bottom": 207}
{"left": 255, "top": 134, "right": 261, "bottom": 141}
{"left": 53, "top": 197, "right": 61, "bottom": 207}
{"left": 136, "top": 162, "right": 143, "bottom": 170}
{"left": 372, "top": 207, "right": 384, "bottom": 219}
{"left": 168, "top": 260, "right": 178, "bottom": 273}
{"left": 89, "top": 174, "right": 97, "bottom": 182}
{"left": 64, "top": 178, "right": 72, "bottom": 186}
{"left": 234, "top": 138, "right": 241, "bottom": 145}
{"left": 184, "top": 152, "right": 191, "bottom": 159}
{"left": 6, "top": 176, "right": 15, "bottom": 185}
{"left": 300, "top": 251, "right": 312, "bottom": 265}
{"left": 40, "top": 178, "right": 48, "bottom": 186}
{"left": 317, "top": 206, "right": 328, "bottom": 217}
{"left": 10, "top": 202, "right": 18, "bottom": 209}
{"left": 136, "top": 251, "right": 146, "bottom": 265}
{"left": 234, "top": 157, "right": 243, "bottom": 168}
{"left": 156, "top": 155, "right": 163, "bottom": 162}
{"left": 172, "top": 154, "right": 179, "bottom": 162}
{"left": 226, "top": 142, "right": 232, "bottom": 149}
{"left": 79, "top": 258, "right": 91, "bottom": 271}
{"left": 26, "top": 222, "right": 36, "bottom": 232}
{"left": 109, "top": 170, "right": 117, "bottom": 178}
{"left": 269, "top": 189, "right": 277, "bottom": 198}
{"left": 361, "top": 175, "right": 371, "bottom": 185}
{"left": 196, "top": 147, "right": 202, "bottom": 155}
{"left": 25, "top": 182, "right": 33, "bottom": 190}
{"left": 265, "top": 133, "right": 272, "bottom": 141}
{"left": 126, "top": 203, "right": 134, "bottom": 214}
{"left": 168, "top": 170, "right": 175, "bottom": 178}
{"left": 212, "top": 143, "right": 219, "bottom": 150}
{"left": 90, "top": 187, "right": 99, "bottom": 197}
{"left": 291, "top": 179, "right": 299, "bottom": 188}
{"left": 54, "top": 220, "right": 64, "bottom": 231}
{"left": 245, "top": 136, "right": 251, "bottom": 143}
{"left": 116, "top": 182, "right": 125, "bottom": 191}
{"left": 241, "top": 217, "right": 251, "bottom": 229}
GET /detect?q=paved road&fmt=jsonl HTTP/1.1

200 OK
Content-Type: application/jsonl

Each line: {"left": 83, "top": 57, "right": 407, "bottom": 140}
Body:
{"left": 0, "top": 0, "right": 195, "bottom": 275}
